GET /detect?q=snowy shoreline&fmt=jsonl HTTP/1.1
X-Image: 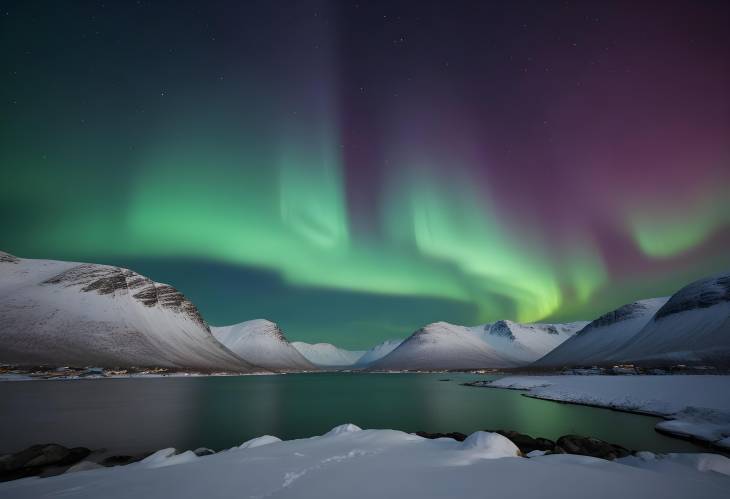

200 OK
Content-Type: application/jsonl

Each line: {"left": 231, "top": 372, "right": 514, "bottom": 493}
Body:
{"left": 472, "top": 375, "right": 730, "bottom": 450}
{"left": 1, "top": 423, "right": 729, "bottom": 499}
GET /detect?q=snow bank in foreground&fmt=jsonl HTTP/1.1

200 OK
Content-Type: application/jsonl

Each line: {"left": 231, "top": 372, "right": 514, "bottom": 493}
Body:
{"left": 1, "top": 425, "right": 729, "bottom": 499}
{"left": 483, "top": 375, "right": 730, "bottom": 448}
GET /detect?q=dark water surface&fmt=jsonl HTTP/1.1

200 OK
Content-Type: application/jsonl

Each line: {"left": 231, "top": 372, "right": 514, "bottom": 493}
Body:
{"left": 0, "top": 373, "right": 703, "bottom": 454}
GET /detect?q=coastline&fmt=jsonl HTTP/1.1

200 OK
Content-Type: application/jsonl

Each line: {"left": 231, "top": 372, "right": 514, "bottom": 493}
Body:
{"left": 467, "top": 375, "right": 730, "bottom": 452}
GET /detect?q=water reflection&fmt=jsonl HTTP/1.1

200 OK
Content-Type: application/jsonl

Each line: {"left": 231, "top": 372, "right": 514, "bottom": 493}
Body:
{"left": 0, "top": 373, "right": 704, "bottom": 454}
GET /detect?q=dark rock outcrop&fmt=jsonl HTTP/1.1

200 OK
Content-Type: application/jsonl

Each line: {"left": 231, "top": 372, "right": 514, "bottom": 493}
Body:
{"left": 43, "top": 264, "right": 207, "bottom": 326}
{"left": 554, "top": 434, "right": 631, "bottom": 460}
{"left": 415, "top": 431, "right": 468, "bottom": 442}
{"left": 0, "top": 444, "right": 90, "bottom": 482}
{"left": 101, "top": 455, "right": 143, "bottom": 467}
{"left": 488, "top": 321, "right": 516, "bottom": 340}
{"left": 575, "top": 302, "right": 648, "bottom": 335}
{"left": 0, "top": 251, "right": 19, "bottom": 263}
{"left": 415, "top": 430, "right": 630, "bottom": 460}
{"left": 493, "top": 430, "right": 554, "bottom": 453}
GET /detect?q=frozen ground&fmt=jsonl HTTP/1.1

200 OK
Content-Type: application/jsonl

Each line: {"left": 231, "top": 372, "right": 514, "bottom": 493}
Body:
{"left": 1, "top": 424, "right": 728, "bottom": 499}
{"left": 481, "top": 375, "right": 730, "bottom": 449}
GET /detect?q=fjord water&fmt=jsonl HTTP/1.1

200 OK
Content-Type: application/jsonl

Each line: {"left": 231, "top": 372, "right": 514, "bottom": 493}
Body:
{"left": 0, "top": 373, "right": 703, "bottom": 455}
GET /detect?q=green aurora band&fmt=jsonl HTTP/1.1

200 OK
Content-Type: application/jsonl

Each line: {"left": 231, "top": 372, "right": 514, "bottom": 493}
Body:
{"left": 2, "top": 93, "right": 729, "bottom": 344}
{"left": 4, "top": 130, "right": 659, "bottom": 325}
{"left": 2, "top": 0, "right": 729, "bottom": 346}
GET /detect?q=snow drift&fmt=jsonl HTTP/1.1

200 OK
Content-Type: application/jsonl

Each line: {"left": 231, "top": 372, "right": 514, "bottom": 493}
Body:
{"left": 0, "top": 251, "right": 253, "bottom": 371}
{"left": 211, "top": 319, "right": 315, "bottom": 371}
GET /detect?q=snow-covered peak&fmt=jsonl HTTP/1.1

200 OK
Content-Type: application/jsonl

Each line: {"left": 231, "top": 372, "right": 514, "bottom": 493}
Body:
{"left": 367, "top": 317, "right": 589, "bottom": 370}
{"left": 483, "top": 320, "right": 587, "bottom": 340}
{"left": 577, "top": 298, "right": 669, "bottom": 335}
{"left": 356, "top": 338, "right": 403, "bottom": 366}
{"left": 212, "top": 320, "right": 315, "bottom": 371}
{"left": 409, "top": 321, "right": 469, "bottom": 343}
{"left": 40, "top": 262, "right": 209, "bottom": 327}
{"left": 654, "top": 272, "right": 730, "bottom": 320}
{"left": 608, "top": 273, "right": 730, "bottom": 366}
{"left": 213, "top": 319, "right": 286, "bottom": 344}
{"left": 486, "top": 320, "right": 517, "bottom": 339}
{"left": 291, "top": 342, "right": 365, "bottom": 367}
{"left": 0, "top": 253, "right": 253, "bottom": 370}
{"left": 370, "top": 321, "right": 516, "bottom": 370}
{"left": 475, "top": 320, "right": 587, "bottom": 365}
{"left": 533, "top": 298, "right": 668, "bottom": 367}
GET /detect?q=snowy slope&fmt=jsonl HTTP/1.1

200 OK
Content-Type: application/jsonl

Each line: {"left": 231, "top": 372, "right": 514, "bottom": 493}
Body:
{"left": 0, "top": 251, "right": 253, "bottom": 371}
{"left": 534, "top": 298, "right": 668, "bottom": 367}
{"left": 609, "top": 272, "right": 730, "bottom": 366}
{"left": 370, "top": 322, "right": 517, "bottom": 370}
{"left": 370, "top": 319, "right": 586, "bottom": 370}
{"left": 355, "top": 339, "right": 403, "bottom": 366}
{"left": 475, "top": 320, "right": 588, "bottom": 365}
{"left": 2, "top": 424, "right": 728, "bottom": 499}
{"left": 291, "top": 341, "right": 365, "bottom": 367}
{"left": 211, "top": 320, "right": 315, "bottom": 371}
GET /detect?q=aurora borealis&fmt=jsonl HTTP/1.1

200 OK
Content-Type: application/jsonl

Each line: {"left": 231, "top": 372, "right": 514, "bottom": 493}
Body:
{"left": 1, "top": 1, "right": 729, "bottom": 348}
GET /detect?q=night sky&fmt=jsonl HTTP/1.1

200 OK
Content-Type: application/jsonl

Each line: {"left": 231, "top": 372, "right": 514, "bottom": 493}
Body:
{"left": 2, "top": 1, "right": 729, "bottom": 348}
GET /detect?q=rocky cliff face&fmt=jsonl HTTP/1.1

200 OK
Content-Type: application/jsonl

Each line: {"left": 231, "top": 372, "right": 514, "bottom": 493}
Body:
{"left": 43, "top": 264, "right": 207, "bottom": 327}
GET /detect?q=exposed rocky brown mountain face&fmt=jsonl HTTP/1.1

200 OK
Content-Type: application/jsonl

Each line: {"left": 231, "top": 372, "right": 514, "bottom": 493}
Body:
{"left": 42, "top": 264, "right": 207, "bottom": 327}
{"left": 0, "top": 251, "right": 20, "bottom": 263}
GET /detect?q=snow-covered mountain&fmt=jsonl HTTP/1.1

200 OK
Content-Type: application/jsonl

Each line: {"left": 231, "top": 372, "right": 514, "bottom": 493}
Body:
{"left": 369, "top": 319, "right": 586, "bottom": 371}
{"left": 475, "top": 320, "right": 588, "bottom": 365}
{"left": 533, "top": 298, "right": 668, "bottom": 367}
{"left": 355, "top": 339, "right": 403, "bottom": 366}
{"left": 0, "top": 251, "right": 254, "bottom": 371}
{"left": 608, "top": 273, "right": 730, "bottom": 366}
{"left": 291, "top": 342, "right": 365, "bottom": 367}
{"left": 369, "top": 322, "right": 516, "bottom": 370}
{"left": 211, "top": 319, "right": 315, "bottom": 371}
{"left": 289, "top": 338, "right": 402, "bottom": 368}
